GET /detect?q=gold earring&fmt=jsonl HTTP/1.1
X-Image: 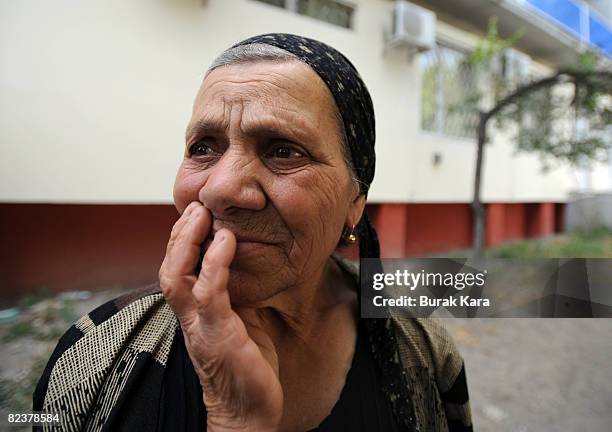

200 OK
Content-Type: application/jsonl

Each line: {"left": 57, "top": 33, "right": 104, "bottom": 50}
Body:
{"left": 344, "top": 224, "right": 357, "bottom": 244}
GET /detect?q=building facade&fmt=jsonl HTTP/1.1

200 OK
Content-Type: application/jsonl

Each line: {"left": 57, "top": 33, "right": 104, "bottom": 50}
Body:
{"left": 1, "top": 0, "right": 610, "bottom": 294}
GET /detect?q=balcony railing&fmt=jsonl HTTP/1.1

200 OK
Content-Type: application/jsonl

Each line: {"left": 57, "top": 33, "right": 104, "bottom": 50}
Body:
{"left": 524, "top": 0, "right": 612, "bottom": 56}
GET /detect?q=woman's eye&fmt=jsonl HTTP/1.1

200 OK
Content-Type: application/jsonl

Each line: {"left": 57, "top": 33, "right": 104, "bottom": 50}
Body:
{"left": 190, "top": 141, "right": 214, "bottom": 156}
{"left": 272, "top": 146, "right": 303, "bottom": 159}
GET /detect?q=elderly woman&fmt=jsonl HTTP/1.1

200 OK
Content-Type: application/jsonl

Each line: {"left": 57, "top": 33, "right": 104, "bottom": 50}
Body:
{"left": 34, "top": 34, "right": 472, "bottom": 431}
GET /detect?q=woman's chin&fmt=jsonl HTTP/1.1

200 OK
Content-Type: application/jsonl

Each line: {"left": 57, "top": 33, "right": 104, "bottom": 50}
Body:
{"left": 227, "top": 260, "right": 288, "bottom": 306}
{"left": 233, "top": 240, "right": 269, "bottom": 257}
{"left": 229, "top": 241, "right": 284, "bottom": 269}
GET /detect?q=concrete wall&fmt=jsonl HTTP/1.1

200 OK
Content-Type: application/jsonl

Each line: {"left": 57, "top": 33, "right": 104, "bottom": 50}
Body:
{"left": 0, "top": 0, "right": 591, "bottom": 205}
{"left": 565, "top": 192, "right": 612, "bottom": 231}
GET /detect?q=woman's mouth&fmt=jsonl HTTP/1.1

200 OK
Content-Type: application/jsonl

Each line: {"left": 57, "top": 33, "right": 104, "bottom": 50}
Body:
{"left": 234, "top": 240, "right": 273, "bottom": 258}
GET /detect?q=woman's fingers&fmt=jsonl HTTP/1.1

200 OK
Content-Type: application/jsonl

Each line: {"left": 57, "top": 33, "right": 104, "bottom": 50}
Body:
{"left": 170, "top": 206, "right": 212, "bottom": 275}
{"left": 160, "top": 202, "right": 212, "bottom": 324}
{"left": 167, "top": 201, "right": 201, "bottom": 248}
{"left": 163, "top": 225, "right": 283, "bottom": 429}
{"left": 192, "top": 228, "right": 237, "bottom": 326}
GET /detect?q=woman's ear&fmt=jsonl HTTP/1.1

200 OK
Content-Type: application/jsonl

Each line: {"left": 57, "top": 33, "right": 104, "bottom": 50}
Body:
{"left": 347, "top": 193, "right": 367, "bottom": 228}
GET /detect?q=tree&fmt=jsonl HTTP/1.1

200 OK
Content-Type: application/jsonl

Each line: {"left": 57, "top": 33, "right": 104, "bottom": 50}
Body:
{"left": 462, "top": 19, "right": 612, "bottom": 257}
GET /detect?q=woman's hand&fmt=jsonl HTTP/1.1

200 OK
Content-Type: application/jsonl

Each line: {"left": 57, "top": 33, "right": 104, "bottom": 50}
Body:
{"left": 159, "top": 202, "right": 283, "bottom": 431}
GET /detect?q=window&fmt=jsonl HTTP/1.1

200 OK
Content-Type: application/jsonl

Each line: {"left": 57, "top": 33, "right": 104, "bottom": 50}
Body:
{"left": 297, "top": 0, "right": 354, "bottom": 29}
{"left": 420, "top": 44, "right": 479, "bottom": 139}
{"left": 257, "top": 0, "right": 285, "bottom": 7}
{"left": 253, "top": 0, "right": 355, "bottom": 29}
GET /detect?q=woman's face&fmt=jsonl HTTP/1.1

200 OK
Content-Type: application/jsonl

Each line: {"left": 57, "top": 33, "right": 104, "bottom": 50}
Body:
{"left": 173, "top": 60, "right": 365, "bottom": 305}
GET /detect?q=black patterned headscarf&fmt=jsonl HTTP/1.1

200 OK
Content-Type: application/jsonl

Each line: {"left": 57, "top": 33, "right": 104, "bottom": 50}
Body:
{"left": 231, "top": 33, "right": 380, "bottom": 259}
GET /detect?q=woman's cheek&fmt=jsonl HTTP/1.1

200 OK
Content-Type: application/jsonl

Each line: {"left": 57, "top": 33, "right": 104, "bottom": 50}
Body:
{"left": 173, "top": 166, "right": 206, "bottom": 213}
{"left": 270, "top": 179, "right": 344, "bottom": 254}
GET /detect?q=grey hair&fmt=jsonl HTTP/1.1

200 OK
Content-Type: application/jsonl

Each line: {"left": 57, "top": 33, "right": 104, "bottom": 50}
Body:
{"left": 205, "top": 43, "right": 298, "bottom": 77}
{"left": 205, "top": 43, "right": 361, "bottom": 191}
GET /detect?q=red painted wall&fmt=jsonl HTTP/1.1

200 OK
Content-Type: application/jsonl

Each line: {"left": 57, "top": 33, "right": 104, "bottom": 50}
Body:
{"left": 486, "top": 202, "right": 558, "bottom": 247}
{"left": 373, "top": 202, "right": 560, "bottom": 254}
{"left": 372, "top": 203, "right": 473, "bottom": 257}
{"left": 486, "top": 203, "right": 506, "bottom": 247}
{"left": 370, "top": 204, "right": 408, "bottom": 257}
{"left": 0, "top": 204, "right": 178, "bottom": 296}
{"left": 504, "top": 204, "right": 526, "bottom": 242}
{"left": 526, "top": 203, "right": 555, "bottom": 238}
{"left": 404, "top": 204, "right": 473, "bottom": 257}
{"left": 0, "top": 202, "right": 564, "bottom": 295}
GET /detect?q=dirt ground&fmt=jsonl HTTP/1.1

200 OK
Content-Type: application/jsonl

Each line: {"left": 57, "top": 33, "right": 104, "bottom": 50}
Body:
{"left": 445, "top": 318, "right": 612, "bottom": 431}
{"left": 1, "top": 289, "right": 611, "bottom": 431}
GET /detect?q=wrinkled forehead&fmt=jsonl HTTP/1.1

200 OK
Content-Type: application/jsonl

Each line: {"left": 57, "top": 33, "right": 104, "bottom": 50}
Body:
{"left": 188, "top": 60, "right": 340, "bottom": 135}
{"left": 186, "top": 60, "right": 343, "bottom": 144}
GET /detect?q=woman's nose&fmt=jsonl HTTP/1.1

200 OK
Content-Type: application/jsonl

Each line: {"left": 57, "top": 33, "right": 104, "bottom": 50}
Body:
{"left": 198, "top": 150, "right": 266, "bottom": 215}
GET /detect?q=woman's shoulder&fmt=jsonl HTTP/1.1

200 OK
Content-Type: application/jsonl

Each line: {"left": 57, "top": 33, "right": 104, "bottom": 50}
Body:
{"left": 331, "top": 255, "right": 472, "bottom": 429}
{"left": 33, "top": 282, "right": 179, "bottom": 428}
{"left": 331, "top": 256, "right": 467, "bottom": 392}
{"left": 390, "top": 317, "right": 463, "bottom": 377}
{"left": 390, "top": 316, "right": 473, "bottom": 431}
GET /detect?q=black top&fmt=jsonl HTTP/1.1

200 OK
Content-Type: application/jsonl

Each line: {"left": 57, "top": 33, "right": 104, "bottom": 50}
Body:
{"left": 158, "top": 319, "right": 399, "bottom": 431}
{"left": 34, "top": 282, "right": 472, "bottom": 432}
{"left": 313, "top": 319, "right": 400, "bottom": 431}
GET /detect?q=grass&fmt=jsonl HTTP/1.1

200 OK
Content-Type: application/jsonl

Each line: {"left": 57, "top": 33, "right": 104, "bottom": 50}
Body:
{"left": 2, "top": 299, "right": 79, "bottom": 343}
{"left": 486, "top": 227, "right": 612, "bottom": 258}
{"left": 0, "top": 355, "right": 49, "bottom": 412}
{"left": 0, "top": 295, "right": 81, "bottom": 416}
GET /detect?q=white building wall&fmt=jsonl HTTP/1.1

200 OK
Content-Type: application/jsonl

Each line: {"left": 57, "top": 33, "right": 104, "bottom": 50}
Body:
{"left": 0, "top": 0, "right": 589, "bottom": 204}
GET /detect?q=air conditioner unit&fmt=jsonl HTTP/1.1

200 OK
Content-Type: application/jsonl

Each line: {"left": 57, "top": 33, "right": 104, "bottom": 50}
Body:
{"left": 386, "top": 1, "right": 436, "bottom": 53}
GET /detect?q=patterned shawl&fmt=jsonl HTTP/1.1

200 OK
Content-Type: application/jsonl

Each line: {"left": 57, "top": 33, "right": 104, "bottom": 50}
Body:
{"left": 33, "top": 256, "right": 472, "bottom": 431}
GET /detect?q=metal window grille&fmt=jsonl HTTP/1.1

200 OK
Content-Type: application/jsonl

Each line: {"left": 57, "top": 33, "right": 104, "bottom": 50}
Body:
{"left": 420, "top": 44, "right": 479, "bottom": 139}
{"left": 297, "top": 0, "right": 354, "bottom": 29}
{"left": 252, "top": 0, "right": 354, "bottom": 29}
{"left": 256, "top": 0, "right": 286, "bottom": 8}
